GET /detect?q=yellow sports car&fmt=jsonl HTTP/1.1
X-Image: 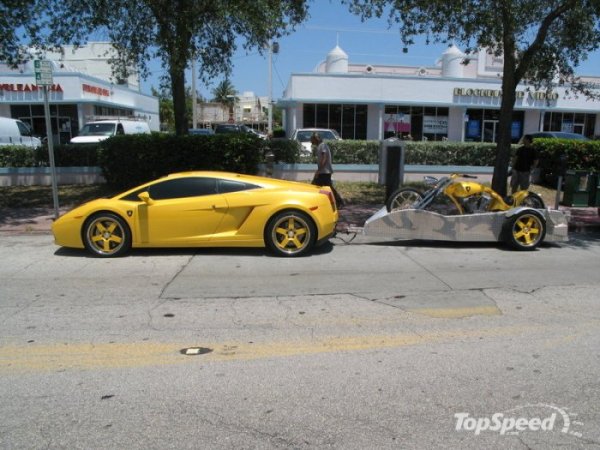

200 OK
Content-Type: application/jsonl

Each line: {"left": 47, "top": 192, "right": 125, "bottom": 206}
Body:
{"left": 52, "top": 172, "right": 339, "bottom": 257}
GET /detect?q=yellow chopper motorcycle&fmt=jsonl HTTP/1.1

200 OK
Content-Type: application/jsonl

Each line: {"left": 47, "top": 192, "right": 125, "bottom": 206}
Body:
{"left": 384, "top": 173, "right": 548, "bottom": 250}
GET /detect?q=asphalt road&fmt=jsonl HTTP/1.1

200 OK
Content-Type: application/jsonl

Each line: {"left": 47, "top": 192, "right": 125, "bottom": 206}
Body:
{"left": 1, "top": 231, "right": 600, "bottom": 449}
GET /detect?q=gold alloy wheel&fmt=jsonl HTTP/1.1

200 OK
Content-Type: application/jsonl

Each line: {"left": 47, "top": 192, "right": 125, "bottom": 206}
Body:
{"left": 271, "top": 213, "right": 313, "bottom": 255}
{"left": 511, "top": 213, "right": 544, "bottom": 248}
{"left": 85, "top": 214, "right": 128, "bottom": 256}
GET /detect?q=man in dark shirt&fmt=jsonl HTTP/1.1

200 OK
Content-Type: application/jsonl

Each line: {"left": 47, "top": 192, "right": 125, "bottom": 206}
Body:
{"left": 510, "top": 134, "right": 539, "bottom": 193}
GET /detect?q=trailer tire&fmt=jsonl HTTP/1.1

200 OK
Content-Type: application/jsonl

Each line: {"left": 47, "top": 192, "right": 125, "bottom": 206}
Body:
{"left": 386, "top": 188, "right": 423, "bottom": 212}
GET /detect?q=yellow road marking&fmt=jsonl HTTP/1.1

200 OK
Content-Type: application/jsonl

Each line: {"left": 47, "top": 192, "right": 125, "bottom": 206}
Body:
{"left": 408, "top": 306, "right": 502, "bottom": 318}
{"left": 1, "top": 325, "right": 536, "bottom": 374}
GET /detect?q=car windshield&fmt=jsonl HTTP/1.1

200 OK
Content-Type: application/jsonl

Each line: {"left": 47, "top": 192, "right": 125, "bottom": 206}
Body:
{"left": 78, "top": 123, "right": 116, "bottom": 136}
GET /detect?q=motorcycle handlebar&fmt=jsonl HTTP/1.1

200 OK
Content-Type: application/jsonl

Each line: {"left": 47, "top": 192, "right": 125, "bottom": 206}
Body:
{"left": 459, "top": 174, "right": 478, "bottom": 179}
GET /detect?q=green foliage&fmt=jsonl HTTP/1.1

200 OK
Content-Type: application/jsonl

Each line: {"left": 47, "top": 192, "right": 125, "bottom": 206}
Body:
{"left": 403, "top": 142, "right": 501, "bottom": 166}
{"left": 272, "top": 128, "right": 286, "bottom": 138}
{"left": 0, "top": 0, "right": 41, "bottom": 66}
{"left": 35, "top": 144, "right": 100, "bottom": 167}
{"left": 44, "top": 0, "right": 309, "bottom": 134}
{"left": 97, "top": 133, "right": 265, "bottom": 188}
{"left": 329, "top": 140, "right": 380, "bottom": 164}
{"left": 268, "top": 139, "right": 301, "bottom": 163}
{"left": 0, "top": 145, "right": 38, "bottom": 167}
{"left": 303, "top": 140, "right": 503, "bottom": 166}
{"left": 535, "top": 138, "right": 600, "bottom": 173}
{"left": 345, "top": 0, "right": 600, "bottom": 194}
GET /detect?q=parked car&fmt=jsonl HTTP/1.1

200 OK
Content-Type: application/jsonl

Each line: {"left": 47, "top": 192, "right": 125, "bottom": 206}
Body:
{"left": 529, "top": 132, "right": 590, "bottom": 140}
{"left": 189, "top": 128, "right": 214, "bottom": 136}
{"left": 214, "top": 124, "right": 250, "bottom": 134}
{"left": 0, "top": 117, "right": 42, "bottom": 148}
{"left": 52, "top": 171, "right": 339, "bottom": 258}
{"left": 291, "top": 128, "right": 342, "bottom": 155}
{"left": 70, "top": 119, "right": 151, "bottom": 144}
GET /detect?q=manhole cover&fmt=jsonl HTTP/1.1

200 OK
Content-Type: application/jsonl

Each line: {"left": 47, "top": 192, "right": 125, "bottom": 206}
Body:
{"left": 180, "top": 347, "right": 213, "bottom": 355}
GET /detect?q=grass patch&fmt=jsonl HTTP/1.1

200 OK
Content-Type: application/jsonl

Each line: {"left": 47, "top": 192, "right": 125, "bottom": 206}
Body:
{"left": 335, "top": 181, "right": 386, "bottom": 205}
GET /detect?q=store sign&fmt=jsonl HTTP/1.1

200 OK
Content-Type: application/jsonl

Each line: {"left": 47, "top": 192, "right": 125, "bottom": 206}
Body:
{"left": 453, "top": 87, "right": 559, "bottom": 101}
{"left": 423, "top": 116, "right": 448, "bottom": 134}
{"left": 0, "top": 83, "right": 63, "bottom": 92}
{"left": 82, "top": 83, "right": 111, "bottom": 97}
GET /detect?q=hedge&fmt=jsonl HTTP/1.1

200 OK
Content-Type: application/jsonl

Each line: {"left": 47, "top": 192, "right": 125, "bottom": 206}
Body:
{"left": 324, "top": 140, "right": 503, "bottom": 166}
{"left": 3, "top": 137, "right": 599, "bottom": 187}
{"left": 535, "top": 138, "right": 600, "bottom": 172}
{"left": 98, "top": 133, "right": 266, "bottom": 188}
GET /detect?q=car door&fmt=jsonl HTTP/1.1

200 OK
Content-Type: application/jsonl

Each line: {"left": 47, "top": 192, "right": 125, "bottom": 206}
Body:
{"left": 137, "top": 177, "right": 228, "bottom": 245}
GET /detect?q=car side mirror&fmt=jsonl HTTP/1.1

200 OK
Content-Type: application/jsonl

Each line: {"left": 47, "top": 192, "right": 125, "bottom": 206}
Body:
{"left": 138, "top": 191, "right": 154, "bottom": 205}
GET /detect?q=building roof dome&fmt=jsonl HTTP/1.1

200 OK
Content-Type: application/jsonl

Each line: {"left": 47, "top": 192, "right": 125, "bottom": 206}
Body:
{"left": 325, "top": 45, "right": 348, "bottom": 73}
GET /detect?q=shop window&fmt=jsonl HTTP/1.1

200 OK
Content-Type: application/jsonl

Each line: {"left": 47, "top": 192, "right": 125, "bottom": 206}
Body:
{"left": 303, "top": 104, "right": 315, "bottom": 127}
{"left": 330, "top": 104, "right": 342, "bottom": 133}
{"left": 316, "top": 104, "right": 329, "bottom": 129}
{"left": 341, "top": 105, "right": 355, "bottom": 138}
{"left": 354, "top": 105, "right": 367, "bottom": 140}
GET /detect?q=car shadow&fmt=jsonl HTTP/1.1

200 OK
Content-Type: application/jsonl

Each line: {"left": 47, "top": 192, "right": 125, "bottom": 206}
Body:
{"left": 54, "top": 242, "right": 335, "bottom": 258}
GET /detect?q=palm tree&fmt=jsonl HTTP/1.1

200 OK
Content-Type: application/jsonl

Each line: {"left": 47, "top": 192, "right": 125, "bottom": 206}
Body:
{"left": 211, "top": 79, "right": 238, "bottom": 121}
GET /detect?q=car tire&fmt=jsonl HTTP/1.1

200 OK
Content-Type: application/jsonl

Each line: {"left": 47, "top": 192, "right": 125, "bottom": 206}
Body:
{"left": 386, "top": 187, "right": 424, "bottom": 212}
{"left": 83, "top": 212, "right": 131, "bottom": 257}
{"left": 265, "top": 210, "right": 316, "bottom": 257}
{"left": 504, "top": 210, "right": 546, "bottom": 251}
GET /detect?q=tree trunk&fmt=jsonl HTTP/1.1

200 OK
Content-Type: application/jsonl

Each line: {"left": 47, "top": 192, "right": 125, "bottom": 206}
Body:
{"left": 171, "top": 65, "right": 188, "bottom": 135}
{"left": 492, "top": 77, "right": 517, "bottom": 196}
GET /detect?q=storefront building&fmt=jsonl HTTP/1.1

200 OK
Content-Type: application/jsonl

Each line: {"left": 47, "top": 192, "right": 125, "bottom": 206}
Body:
{"left": 0, "top": 43, "right": 159, "bottom": 144}
{"left": 279, "top": 45, "right": 600, "bottom": 142}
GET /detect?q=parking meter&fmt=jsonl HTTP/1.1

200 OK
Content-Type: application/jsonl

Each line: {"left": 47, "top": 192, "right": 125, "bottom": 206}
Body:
{"left": 379, "top": 137, "right": 406, "bottom": 201}
{"left": 554, "top": 153, "right": 568, "bottom": 209}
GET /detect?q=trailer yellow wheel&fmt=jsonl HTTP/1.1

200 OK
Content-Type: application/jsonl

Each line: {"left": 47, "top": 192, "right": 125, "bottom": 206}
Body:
{"left": 505, "top": 210, "right": 546, "bottom": 250}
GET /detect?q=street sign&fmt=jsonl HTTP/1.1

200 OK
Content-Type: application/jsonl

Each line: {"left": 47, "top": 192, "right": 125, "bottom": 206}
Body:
{"left": 34, "top": 60, "right": 53, "bottom": 85}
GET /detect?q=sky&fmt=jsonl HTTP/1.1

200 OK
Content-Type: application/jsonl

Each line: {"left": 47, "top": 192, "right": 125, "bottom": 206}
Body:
{"left": 140, "top": 0, "right": 600, "bottom": 100}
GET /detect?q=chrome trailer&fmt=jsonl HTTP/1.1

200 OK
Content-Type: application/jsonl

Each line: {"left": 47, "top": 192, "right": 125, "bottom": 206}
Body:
{"left": 358, "top": 207, "right": 569, "bottom": 248}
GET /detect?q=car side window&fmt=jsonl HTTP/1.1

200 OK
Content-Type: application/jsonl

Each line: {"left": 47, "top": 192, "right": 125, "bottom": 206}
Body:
{"left": 148, "top": 177, "right": 218, "bottom": 200}
{"left": 218, "top": 179, "right": 260, "bottom": 194}
{"left": 116, "top": 124, "right": 125, "bottom": 135}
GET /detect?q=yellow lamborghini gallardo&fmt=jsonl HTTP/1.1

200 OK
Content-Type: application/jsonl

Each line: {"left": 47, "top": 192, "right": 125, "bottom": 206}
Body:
{"left": 52, "top": 172, "right": 339, "bottom": 257}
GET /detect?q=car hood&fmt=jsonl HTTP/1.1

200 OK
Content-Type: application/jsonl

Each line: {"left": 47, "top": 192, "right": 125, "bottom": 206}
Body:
{"left": 70, "top": 135, "right": 109, "bottom": 144}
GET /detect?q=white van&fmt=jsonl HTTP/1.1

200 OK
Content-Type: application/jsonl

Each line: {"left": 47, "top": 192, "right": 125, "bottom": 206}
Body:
{"left": 70, "top": 119, "right": 151, "bottom": 144}
{"left": 0, "top": 117, "right": 42, "bottom": 148}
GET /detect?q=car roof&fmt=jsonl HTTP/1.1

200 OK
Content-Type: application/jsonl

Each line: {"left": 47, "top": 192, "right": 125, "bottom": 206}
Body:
{"left": 530, "top": 132, "right": 589, "bottom": 140}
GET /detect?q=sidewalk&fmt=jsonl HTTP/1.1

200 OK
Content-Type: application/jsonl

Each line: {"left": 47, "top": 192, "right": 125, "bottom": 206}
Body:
{"left": 1, "top": 204, "right": 599, "bottom": 235}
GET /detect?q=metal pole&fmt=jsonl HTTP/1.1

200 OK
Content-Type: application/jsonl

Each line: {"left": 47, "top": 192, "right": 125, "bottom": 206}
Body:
{"left": 554, "top": 175, "right": 563, "bottom": 210}
{"left": 268, "top": 41, "right": 273, "bottom": 135}
{"left": 43, "top": 85, "right": 60, "bottom": 218}
{"left": 191, "top": 56, "right": 198, "bottom": 129}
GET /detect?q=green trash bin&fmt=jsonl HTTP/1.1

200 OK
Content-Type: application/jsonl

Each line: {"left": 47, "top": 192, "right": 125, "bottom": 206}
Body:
{"left": 562, "top": 171, "right": 590, "bottom": 207}
{"left": 589, "top": 173, "right": 600, "bottom": 207}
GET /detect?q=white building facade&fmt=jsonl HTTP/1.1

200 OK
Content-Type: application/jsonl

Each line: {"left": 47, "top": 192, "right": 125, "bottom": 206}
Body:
{"left": 279, "top": 45, "right": 600, "bottom": 142}
{"left": 0, "top": 43, "right": 159, "bottom": 144}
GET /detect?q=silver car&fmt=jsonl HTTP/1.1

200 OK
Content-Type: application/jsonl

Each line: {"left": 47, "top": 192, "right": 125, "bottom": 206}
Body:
{"left": 291, "top": 128, "right": 342, "bottom": 155}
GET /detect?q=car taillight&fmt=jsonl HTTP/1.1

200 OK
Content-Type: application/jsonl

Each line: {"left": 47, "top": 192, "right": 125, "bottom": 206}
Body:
{"left": 319, "top": 189, "right": 336, "bottom": 211}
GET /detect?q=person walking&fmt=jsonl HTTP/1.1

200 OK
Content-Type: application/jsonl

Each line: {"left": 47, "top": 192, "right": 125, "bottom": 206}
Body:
{"left": 510, "top": 134, "right": 539, "bottom": 193}
{"left": 311, "top": 132, "right": 344, "bottom": 207}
